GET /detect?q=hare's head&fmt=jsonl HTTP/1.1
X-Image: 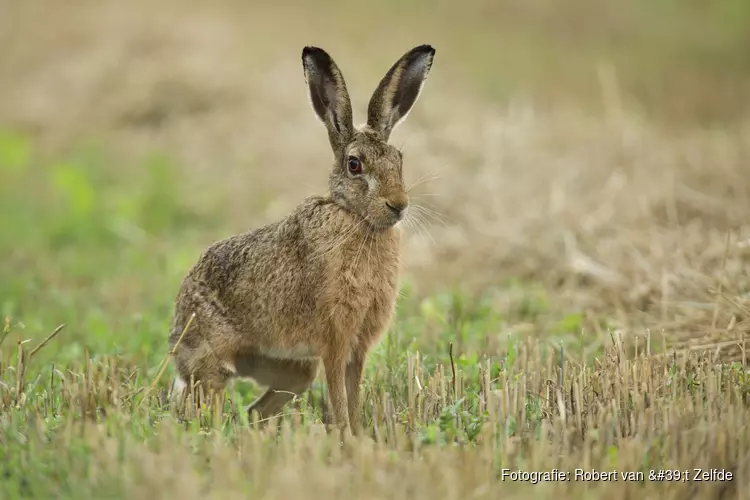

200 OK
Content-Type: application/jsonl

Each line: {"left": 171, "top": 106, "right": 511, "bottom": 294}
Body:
{"left": 302, "top": 44, "right": 435, "bottom": 231}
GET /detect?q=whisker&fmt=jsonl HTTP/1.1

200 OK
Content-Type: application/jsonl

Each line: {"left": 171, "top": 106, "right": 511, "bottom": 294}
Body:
{"left": 408, "top": 199, "right": 449, "bottom": 223}
{"left": 410, "top": 193, "right": 443, "bottom": 198}
{"left": 411, "top": 198, "right": 444, "bottom": 209}
{"left": 411, "top": 204, "right": 450, "bottom": 227}
{"left": 401, "top": 216, "right": 417, "bottom": 239}
{"left": 403, "top": 211, "right": 436, "bottom": 248}
{"left": 412, "top": 201, "right": 448, "bottom": 217}
{"left": 407, "top": 174, "right": 442, "bottom": 193}
{"left": 414, "top": 214, "right": 437, "bottom": 248}
{"left": 399, "top": 130, "right": 416, "bottom": 152}
{"left": 407, "top": 164, "right": 451, "bottom": 193}
{"left": 407, "top": 172, "right": 441, "bottom": 192}
{"left": 351, "top": 229, "right": 370, "bottom": 271}
{"left": 366, "top": 228, "right": 376, "bottom": 270}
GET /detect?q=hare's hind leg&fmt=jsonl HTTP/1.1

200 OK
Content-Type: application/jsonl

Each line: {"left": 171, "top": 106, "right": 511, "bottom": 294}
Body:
{"left": 237, "top": 355, "right": 319, "bottom": 423}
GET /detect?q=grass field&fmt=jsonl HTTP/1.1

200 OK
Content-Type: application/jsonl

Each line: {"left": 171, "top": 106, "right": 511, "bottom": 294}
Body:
{"left": 1, "top": 0, "right": 750, "bottom": 498}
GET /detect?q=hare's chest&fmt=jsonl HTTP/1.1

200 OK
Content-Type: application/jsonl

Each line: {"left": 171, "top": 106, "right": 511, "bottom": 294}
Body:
{"left": 346, "top": 262, "right": 397, "bottom": 303}
{"left": 334, "top": 259, "right": 395, "bottom": 304}
{"left": 323, "top": 254, "right": 399, "bottom": 334}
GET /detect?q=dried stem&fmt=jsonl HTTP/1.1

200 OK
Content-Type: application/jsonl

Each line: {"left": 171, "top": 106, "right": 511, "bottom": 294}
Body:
{"left": 448, "top": 341, "right": 457, "bottom": 401}
{"left": 29, "top": 324, "right": 66, "bottom": 359}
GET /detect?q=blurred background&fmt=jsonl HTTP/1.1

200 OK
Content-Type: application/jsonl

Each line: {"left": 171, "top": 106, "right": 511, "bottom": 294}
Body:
{"left": 1, "top": 0, "right": 749, "bottom": 365}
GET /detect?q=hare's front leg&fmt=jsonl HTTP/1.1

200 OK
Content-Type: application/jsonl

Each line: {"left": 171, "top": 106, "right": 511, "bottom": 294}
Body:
{"left": 345, "top": 349, "right": 366, "bottom": 437}
{"left": 322, "top": 349, "right": 352, "bottom": 441}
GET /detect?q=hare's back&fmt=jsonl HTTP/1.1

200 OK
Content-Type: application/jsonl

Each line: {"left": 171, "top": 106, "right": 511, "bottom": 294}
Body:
{"left": 194, "top": 220, "right": 305, "bottom": 293}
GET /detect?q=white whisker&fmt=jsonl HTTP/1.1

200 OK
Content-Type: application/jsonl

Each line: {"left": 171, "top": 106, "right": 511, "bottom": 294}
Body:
{"left": 403, "top": 211, "right": 437, "bottom": 248}
{"left": 407, "top": 164, "right": 451, "bottom": 193}
{"left": 411, "top": 203, "right": 450, "bottom": 227}
{"left": 410, "top": 192, "right": 443, "bottom": 198}
{"left": 399, "top": 130, "right": 416, "bottom": 152}
{"left": 351, "top": 229, "right": 370, "bottom": 271}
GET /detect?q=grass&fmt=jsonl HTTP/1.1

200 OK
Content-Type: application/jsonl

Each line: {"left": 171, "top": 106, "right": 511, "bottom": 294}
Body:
{"left": 2, "top": 0, "right": 750, "bottom": 497}
{"left": 1, "top": 319, "right": 748, "bottom": 498}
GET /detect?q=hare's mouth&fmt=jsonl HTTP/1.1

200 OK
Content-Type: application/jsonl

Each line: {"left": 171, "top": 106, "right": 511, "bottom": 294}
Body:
{"left": 365, "top": 199, "right": 407, "bottom": 231}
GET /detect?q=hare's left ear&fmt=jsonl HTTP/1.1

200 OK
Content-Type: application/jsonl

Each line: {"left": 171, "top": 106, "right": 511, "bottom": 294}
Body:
{"left": 367, "top": 44, "right": 435, "bottom": 141}
{"left": 302, "top": 46, "right": 354, "bottom": 152}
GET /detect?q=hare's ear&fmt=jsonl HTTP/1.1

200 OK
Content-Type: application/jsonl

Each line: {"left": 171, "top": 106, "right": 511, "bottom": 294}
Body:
{"left": 367, "top": 44, "right": 435, "bottom": 141}
{"left": 302, "top": 46, "right": 354, "bottom": 151}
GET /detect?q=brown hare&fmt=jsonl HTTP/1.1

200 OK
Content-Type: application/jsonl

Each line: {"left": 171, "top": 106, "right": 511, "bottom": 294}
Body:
{"left": 168, "top": 44, "right": 436, "bottom": 439}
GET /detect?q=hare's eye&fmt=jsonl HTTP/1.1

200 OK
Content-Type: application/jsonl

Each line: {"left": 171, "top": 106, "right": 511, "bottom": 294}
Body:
{"left": 347, "top": 156, "right": 362, "bottom": 175}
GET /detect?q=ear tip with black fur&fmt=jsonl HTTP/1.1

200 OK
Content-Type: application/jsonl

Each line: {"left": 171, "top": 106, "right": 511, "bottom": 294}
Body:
{"left": 412, "top": 44, "right": 436, "bottom": 56}
{"left": 302, "top": 46, "right": 340, "bottom": 78}
{"left": 302, "top": 46, "right": 322, "bottom": 56}
{"left": 301, "top": 46, "right": 330, "bottom": 65}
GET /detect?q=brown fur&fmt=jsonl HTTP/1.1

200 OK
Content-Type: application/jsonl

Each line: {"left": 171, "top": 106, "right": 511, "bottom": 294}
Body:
{"left": 168, "top": 44, "right": 436, "bottom": 439}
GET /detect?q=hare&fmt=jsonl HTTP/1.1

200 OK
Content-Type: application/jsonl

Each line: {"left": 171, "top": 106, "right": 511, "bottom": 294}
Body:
{"left": 168, "top": 44, "right": 436, "bottom": 439}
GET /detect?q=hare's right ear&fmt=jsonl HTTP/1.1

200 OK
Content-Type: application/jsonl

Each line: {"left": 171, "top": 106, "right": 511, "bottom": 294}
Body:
{"left": 367, "top": 44, "right": 435, "bottom": 141}
{"left": 302, "top": 46, "right": 354, "bottom": 152}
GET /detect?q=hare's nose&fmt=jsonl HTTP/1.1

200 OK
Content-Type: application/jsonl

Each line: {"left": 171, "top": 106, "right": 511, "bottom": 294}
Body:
{"left": 385, "top": 200, "right": 408, "bottom": 217}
